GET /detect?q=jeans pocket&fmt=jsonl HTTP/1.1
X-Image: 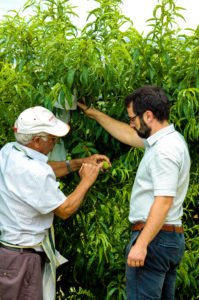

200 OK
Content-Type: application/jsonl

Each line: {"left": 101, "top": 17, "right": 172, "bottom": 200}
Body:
{"left": 158, "top": 238, "right": 179, "bottom": 248}
{"left": 157, "top": 232, "right": 184, "bottom": 249}
{"left": 155, "top": 232, "right": 185, "bottom": 265}
{"left": 125, "top": 231, "right": 140, "bottom": 258}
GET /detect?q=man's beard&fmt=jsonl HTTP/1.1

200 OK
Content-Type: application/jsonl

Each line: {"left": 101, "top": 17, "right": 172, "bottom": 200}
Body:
{"left": 134, "top": 118, "right": 151, "bottom": 139}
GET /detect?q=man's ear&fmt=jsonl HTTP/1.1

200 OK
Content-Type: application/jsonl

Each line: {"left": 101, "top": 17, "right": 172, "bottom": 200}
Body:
{"left": 30, "top": 136, "right": 41, "bottom": 150}
{"left": 145, "top": 110, "right": 154, "bottom": 123}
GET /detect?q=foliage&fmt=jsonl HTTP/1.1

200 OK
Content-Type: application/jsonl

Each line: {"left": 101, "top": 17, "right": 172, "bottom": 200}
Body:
{"left": 0, "top": 0, "right": 198, "bottom": 299}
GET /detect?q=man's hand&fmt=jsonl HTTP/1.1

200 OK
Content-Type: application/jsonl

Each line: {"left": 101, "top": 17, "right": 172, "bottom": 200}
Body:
{"left": 127, "top": 196, "right": 173, "bottom": 268}
{"left": 77, "top": 101, "right": 88, "bottom": 111}
{"left": 54, "top": 162, "right": 103, "bottom": 220}
{"left": 78, "top": 162, "right": 102, "bottom": 186}
{"left": 78, "top": 101, "right": 144, "bottom": 148}
{"left": 127, "top": 243, "right": 147, "bottom": 267}
{"left": 77, "top": 101, "right": 98, "bottom": 119}
{"left": 83, "top": 154, "right": 111, "bottom": 168}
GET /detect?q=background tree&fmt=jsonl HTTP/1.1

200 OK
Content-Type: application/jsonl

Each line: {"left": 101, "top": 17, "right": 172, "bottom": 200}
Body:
{"left": 0, "top": 0, "right": 198, "bottom": 299}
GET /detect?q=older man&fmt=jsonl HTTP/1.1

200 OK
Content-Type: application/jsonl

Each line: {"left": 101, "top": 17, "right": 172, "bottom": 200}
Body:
{"left": 0, "top": 106, "right": 110, "bottom": 300}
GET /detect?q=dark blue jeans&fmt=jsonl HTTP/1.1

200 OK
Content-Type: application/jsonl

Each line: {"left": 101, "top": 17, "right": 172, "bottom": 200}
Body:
{"left": 125, "top": 230, "right": 185, "bottom": 300}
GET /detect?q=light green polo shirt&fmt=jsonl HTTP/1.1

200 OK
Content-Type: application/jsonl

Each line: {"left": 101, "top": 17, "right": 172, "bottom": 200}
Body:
{"left": 129, "top": 124, "right": 190, "bottom": 225}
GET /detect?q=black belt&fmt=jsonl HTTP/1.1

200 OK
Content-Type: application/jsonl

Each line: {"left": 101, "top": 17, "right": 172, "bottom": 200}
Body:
{"left": 0, "top": 244, "right": 38, "bottom": 253}
{"left": 131, "top": 222, "right": 184, "bottom": 233}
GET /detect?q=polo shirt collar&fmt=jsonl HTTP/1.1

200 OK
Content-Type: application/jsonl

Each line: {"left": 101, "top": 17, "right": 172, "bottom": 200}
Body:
{"left": 146, "top": 124, "right": 175, "bottom": 147}
{"left": 14, "top": 142, "right": 48, "bottom": 162}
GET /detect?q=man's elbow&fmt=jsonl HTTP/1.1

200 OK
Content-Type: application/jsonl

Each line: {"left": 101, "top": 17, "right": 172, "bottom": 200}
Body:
{"left": 53, "top": 204, "right": 76, "bottom": 220}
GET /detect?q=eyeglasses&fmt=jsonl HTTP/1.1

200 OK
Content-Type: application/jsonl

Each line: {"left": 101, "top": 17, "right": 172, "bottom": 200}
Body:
{"left": 46, "top": 136, "right": 59, "bottom": 143}
{"left": 47, "top": 136, "right": 59, "bottom": 141}
{"left": 35, "top": 135, "right": 59, "bottom": 143}
{"left": 128, "top": 112, "right": 144, "bottom": 123}
{"left": 129, "top": 114, "right": 139, "bottom": 122}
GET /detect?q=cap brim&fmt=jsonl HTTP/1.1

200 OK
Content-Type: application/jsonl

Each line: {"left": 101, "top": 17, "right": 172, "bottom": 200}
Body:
{"left": 44, "top": 119, "right": 70, "bottom": 137}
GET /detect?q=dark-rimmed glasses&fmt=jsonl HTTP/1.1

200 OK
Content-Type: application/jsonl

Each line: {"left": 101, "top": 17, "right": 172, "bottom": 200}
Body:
{"left": 129, "top": 114, "right": 139, "bottom": 122}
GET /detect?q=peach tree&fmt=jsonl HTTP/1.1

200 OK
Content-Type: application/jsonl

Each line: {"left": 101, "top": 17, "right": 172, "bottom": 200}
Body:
{"left": 0, "top": 0, "right": 198, "bottom": 299}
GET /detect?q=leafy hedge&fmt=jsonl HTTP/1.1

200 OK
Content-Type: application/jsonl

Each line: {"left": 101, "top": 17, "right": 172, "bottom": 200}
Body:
{"left": 0, "top": 0, "right": 198, "bottom": 299}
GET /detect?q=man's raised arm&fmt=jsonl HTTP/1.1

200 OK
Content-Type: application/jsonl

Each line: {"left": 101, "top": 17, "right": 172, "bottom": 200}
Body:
{"left": 77, "top": 102, "right": 144, "bottom": 148}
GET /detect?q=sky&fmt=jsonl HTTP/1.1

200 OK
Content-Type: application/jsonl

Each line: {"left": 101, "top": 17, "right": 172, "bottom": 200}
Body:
{"left": 0, "top": 0, "right": 198, "bottom": 34}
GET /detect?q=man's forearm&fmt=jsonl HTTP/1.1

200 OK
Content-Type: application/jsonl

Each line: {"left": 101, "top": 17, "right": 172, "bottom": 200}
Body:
{"left": 48, "top": 159, "right": 84, "bottom": 177}
{"left": 127, "top": 196, "right": 174, "bottom": 267}
{"left": 78, "top": 102, "right": 144, "bottom": 148}
{"left": 53, "top": 178, "right": 91, "bottom": 219}
{"left": 48, "top": 154, "right": 110, "bottom": 177}
{"left": 94, "top": 111, "right": 141, "bottom": 146}
{"left": 53, "top": 162, "right": 101, "bottom": 220}
{"left": 136, "top": 196, "right": 173, "bottom": 248}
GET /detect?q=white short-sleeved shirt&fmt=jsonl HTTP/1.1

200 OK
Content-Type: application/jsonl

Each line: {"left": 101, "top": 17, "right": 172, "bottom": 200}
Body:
{"left": 129, "top": 125, "right": 190, "bottom": 225}
{"left": 0, "top": 142, "right": 66, "bottom": 246}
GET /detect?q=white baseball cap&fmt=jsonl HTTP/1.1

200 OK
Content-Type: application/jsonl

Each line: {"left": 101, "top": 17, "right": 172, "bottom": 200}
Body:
{"left": 14, "top": 106, "right": 70, "bottom": 137}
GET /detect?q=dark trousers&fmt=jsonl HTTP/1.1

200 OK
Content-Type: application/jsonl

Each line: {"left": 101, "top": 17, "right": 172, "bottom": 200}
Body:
{"left": 125, "top": 231, "right": 185, "bottom": 300}
{"left": 0, "top": 247, "right": 43, "bottom": 300}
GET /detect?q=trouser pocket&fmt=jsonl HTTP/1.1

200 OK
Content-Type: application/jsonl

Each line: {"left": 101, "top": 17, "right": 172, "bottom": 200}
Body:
{"left": 125, "top": 231, "right": 140, "bottom": 258}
